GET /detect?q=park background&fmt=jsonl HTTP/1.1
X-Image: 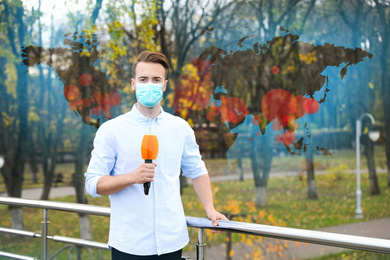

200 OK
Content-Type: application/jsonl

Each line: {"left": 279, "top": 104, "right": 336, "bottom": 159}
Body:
{"left": 0, "top": 0, "right": 390, "bottom": 259}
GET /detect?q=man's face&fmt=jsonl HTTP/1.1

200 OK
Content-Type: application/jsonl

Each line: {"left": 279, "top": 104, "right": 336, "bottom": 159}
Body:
{"left": 131, "top": 62, "right": 168, "bottom": 92}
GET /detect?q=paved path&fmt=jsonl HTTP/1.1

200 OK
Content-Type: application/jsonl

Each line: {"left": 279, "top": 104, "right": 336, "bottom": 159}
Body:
{"left": 208, "top": 168, "right": 387, "bottom": 183}
{"left": 0, "top": 186, "right": 76, "bottom": 199}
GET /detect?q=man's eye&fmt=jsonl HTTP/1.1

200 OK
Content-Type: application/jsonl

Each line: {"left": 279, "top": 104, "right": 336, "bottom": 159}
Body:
{"left": 153, "top": 79, "right": 161, "bottom": 83}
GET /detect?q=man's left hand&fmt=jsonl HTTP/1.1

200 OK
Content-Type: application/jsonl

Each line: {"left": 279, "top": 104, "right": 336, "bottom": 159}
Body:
{"left": 207, "top": 209, "right": 228, "bottom": 233}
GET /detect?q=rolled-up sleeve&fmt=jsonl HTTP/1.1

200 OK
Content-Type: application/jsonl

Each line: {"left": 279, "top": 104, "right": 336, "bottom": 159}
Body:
{"left": 85, "top": 123, "right": 116, "bottom": 197}
{"left": 181, "top": 126, "right": 208, "bottom": 180}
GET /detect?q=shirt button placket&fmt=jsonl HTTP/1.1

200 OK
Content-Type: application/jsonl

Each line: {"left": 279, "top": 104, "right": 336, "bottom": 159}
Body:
{"left": 152, "top": 119, "right": 160, "bottom": 253}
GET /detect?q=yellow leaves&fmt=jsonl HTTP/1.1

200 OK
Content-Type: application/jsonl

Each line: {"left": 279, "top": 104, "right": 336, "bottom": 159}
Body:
{"left": 211, "top": 185, "right": 220, "bottom": 195}
{"left": 267, "top": 214, "right": 276, "bottom": 224}
{"left": 80, "top": 51, "right": 91, "bottom": 57}
{"left": 2, "top": 112, "right": 14, "bottom": 128}
{"left": 257, "top": 209, "right": 266, "bottom": 220}
{"left": 108, "top": 21, "right": 124, "bottom": 41}
{"left": 224, "top": 200, "right": 240, "bottom": 215}
{"left": 182, "top": 64, "right": 201, "bottom": 80}
{"left": 228, "top": 249, "right": 234, "bottom": 257}
{"left": 368, "top": 82, "right": 374, "bottom": 89}
{"left": 81, "top": 29, "right": 97, "bottom": 38}
{"left": 28, "top": 111, "right": 40, "bottom": 122}
{"left": 5, "top": 61, "right": 17, "bottom": 98}
{"left": 246, "top": 201, "right": 256, "bottom": 213}
{"left": 187, "top": 118, "right": 194, "bottom": 127}
{"left": 299, "top": 50, "right": 318, "bottom": 64}
{"left": 326, "top": 163, "right": 350, "bottom": 182}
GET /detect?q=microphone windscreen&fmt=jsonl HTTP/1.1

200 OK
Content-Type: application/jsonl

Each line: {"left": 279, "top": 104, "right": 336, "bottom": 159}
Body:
{"left": 141, "top": 135, "right": 159, "bottom": 160}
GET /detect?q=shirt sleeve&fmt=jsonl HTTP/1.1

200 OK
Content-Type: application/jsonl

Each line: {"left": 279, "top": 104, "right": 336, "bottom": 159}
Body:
{"left": 181, "top": 125, "right": 208, "bottom": 180}
{"left": 84, "top": 123, "right": 116, "bottom": 197}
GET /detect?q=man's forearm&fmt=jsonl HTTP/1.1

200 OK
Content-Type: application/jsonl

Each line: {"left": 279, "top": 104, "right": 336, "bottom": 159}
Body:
{"left": 192, "top": 174, "right": 215, "bottom": 213}
{"left": 96, "top": 174, "right": 136, "bottom": 195}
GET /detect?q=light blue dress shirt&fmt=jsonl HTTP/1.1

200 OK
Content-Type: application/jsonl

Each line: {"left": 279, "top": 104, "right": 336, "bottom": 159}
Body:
{"left": 84, "top": 104, "right": 208, "bottom": 256}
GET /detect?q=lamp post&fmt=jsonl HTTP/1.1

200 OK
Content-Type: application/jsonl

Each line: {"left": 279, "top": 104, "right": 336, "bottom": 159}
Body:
{"left": 355, "top": 113, "right": 380, "bottom": 219}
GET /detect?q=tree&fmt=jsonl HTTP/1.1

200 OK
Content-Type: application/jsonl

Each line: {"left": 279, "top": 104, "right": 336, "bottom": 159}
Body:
{"left": 373, "top": 0, "right": 390, "bottom": 188}
{"left": 0, "top": 0, "right": 30, "bottom": 230}
{"left": 336, "top": 0, "right": 380, "bottom": 195}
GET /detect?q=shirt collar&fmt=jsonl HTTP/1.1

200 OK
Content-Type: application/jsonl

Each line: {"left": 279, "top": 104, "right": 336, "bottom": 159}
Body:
{"left": 130, "top": 103, "right": 165, "bottom": 126}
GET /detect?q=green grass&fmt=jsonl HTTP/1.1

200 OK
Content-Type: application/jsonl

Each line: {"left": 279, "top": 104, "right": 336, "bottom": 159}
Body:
{"left": 181, "top": 172, "right": 390, "bottom": 230}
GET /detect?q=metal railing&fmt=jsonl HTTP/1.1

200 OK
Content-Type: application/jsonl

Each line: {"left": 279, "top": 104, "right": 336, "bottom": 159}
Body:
{"left": 1, "top": 196, "right": 390, "bottom": 259}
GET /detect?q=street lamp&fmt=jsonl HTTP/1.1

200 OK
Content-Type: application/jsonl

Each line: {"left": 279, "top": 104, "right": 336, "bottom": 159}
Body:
{"left": 355, "top": 113, "right": 380, "bottom": 219}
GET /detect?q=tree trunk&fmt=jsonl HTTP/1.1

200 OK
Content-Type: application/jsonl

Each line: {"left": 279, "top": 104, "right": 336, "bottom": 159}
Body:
{"left": 251, "top": 126, "right": 273, "bottom": 207}
{"left": 10, "top": 207, "right": 23, "bottom": 230}
{"left": 28, "top": 130, "right": 39, "bottom": 184}
{"left": 237, "top": 140, "right": 244, "bottom": 182}
{"left": 180, "top": 171, "right": 188, "bottom": 195}
{"left": 363, "top": 135, "right": 380, "bottom": 195}
{"left": 255, "top": 186, "right": 267, "bottom": 208}
{"left": 306, "top": 143, "right": 318, "bottom": 199}
{"left": 41, "top": 158, "right": 53, "bottom": 200}
{"left": 381, "top": 44, "right": 390, "bottom": 188}
{"left": 74, "top": 122, "right": 92, "bottom": 239}
{"left": 79, "top": 213, "right": 92, "bottom": 240}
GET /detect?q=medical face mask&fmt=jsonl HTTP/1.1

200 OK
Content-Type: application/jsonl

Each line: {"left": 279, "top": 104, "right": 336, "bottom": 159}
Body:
{"left": 136, "top": 82, "right": 164, "bottom": 107}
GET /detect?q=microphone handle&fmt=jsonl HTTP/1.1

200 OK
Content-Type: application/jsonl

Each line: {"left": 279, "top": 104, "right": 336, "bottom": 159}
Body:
{"left": 144, "top": 159, "right": 153, "bottom": 195}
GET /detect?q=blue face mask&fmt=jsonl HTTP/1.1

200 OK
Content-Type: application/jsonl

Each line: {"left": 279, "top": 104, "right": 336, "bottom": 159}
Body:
{"left": 136, "top": 82, "right": 164, "bottom": 107}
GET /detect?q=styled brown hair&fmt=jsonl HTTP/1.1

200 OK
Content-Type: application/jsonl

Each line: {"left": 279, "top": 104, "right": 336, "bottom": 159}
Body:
{"left": 132, "top": 52, "right": 169, "bottom": 79}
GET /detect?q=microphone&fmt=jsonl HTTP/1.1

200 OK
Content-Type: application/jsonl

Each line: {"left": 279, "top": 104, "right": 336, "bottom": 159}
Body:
{"left": 141, "top": 135, "right": 159, "bottom": 195}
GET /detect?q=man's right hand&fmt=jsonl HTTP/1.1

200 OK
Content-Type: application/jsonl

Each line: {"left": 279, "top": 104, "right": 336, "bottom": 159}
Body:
{"left": 132, "top": 163, "right": 157, "bottom": 184}
{"left": 96, "top": 163, "right": 157, "bottom": 195}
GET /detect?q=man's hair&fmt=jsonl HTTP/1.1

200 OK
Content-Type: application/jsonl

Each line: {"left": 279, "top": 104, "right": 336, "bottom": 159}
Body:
{"left": 132, "top": 52, "right": 169, "bottom": 79}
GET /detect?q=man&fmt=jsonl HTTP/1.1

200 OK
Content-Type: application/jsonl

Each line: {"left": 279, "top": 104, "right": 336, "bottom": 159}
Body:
{"left": 85, "top": 51, "right": 228, "bottom": 259}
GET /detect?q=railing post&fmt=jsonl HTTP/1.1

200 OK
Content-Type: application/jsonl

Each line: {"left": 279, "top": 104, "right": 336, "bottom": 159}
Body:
{"left": 41, "top": 209, "right": 49, "bottom": 260}
{"left": 196, "top": 228, "right": 206, "bottom": 260}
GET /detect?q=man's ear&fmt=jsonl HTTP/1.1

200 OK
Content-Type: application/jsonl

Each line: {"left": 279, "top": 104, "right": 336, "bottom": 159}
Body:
{"left": 162, "top": 79, "right": 168, "bottom": 92}
{"left": 131, "top": 78, "right": 136, "bottom": 92}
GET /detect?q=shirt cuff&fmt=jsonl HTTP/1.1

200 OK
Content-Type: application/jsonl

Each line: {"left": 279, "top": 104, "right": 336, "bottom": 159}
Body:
{"left": 85, "top": 173, "right": 104, "bottom": 198}
{"left": 182, "top": 160, "right": 208, "bottom": 180}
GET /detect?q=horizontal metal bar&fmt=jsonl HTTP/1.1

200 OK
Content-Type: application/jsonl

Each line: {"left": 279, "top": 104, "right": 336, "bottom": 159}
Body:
{"left": 48, "top": 235, "right": 109, "bottom": 250}
{"left": 0, "top": 197, "right": 110, "bottom": 216}
{"left": 0, "top": 251, "right": 37, "bottom": 260}
{"left": 186, "top": 217, "right": 390, "bottom": 254}
{"left": 0, "top": 227, "right": 38, "bottom": 238}
{"left": 0, "top": 228, "right": 108, "bottom": 250}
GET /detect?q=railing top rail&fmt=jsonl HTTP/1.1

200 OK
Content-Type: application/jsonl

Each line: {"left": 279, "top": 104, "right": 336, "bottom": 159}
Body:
{"left": 0, "top": 196, "right": 110, "bottom": 216}
{"left": 1, "top": 197, "right": 390, "bottom": 254}
{"left": 187, "top": 217, "right": 390, "bottom": 254}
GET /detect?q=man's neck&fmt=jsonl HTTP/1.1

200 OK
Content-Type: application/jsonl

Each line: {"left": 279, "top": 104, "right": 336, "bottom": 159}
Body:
{"left": 136, "top": 102, "right": 161, "bottom": 119}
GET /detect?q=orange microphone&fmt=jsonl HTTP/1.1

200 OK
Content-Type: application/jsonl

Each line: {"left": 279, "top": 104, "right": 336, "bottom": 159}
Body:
{"left": 141, "top": 135, "right": 159, "bottom": 195}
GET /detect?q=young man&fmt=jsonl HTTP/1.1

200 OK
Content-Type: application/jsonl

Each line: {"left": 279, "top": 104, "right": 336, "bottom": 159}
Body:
{"left": 85, "top": 52, "right": 228, "bottom": 259}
